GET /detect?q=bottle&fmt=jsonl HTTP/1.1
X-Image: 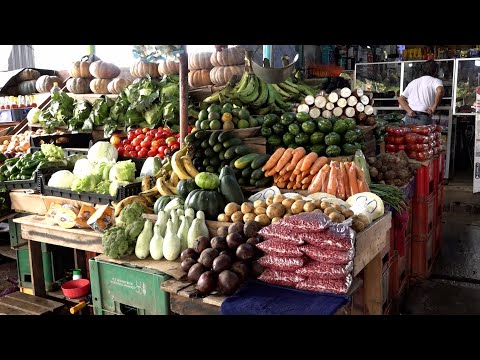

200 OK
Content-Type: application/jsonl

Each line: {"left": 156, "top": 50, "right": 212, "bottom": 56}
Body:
{"left": 50, "top": 81, "right": 61, "bottom": 98}
{"left": 72, "top": 269, "right": 82, "bottom": 280}
{"left": 10, "top": 96, "right": 18, "bottom": 109}
{"left": 0, "top": 98, "right": 4, "bottom": 110}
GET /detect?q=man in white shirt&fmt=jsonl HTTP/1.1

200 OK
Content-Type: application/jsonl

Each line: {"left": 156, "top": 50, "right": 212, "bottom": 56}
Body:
{"left": 398, "top": 60, "right": 445, "bottom": 125}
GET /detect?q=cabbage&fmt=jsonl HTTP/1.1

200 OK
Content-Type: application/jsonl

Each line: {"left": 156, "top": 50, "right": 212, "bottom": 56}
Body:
{"left": 96, "top": 180, "right": 112, "bottom": 195}
{"left": 94, "top": 162, "right": 114, "bottom": 182}
{"left": 109, "top": 160, "right": 136, "bottom": 183}
{"left": 47, "top": 170, "right": 75, "bottom": 189}
{"left": 88, "top": 141, "right": 118, "bottom": 164}
{"left": 71, "top": 175, "right": 98, "bottom": 193}
{"left": 73, "top": 158, "right": 96, "bottom": 179}
{"left": 109, "top": 180, "right": 130, "bottom": 197}
{"left": 27, "top": 107, "right": 41, "bottom": 124}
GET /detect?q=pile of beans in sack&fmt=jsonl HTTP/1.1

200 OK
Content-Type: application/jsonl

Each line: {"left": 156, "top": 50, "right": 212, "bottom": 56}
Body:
{"left": 256, "top": 211, "right": 355, "bottom": 295}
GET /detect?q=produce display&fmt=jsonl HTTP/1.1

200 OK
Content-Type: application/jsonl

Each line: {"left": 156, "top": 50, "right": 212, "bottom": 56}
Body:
{"left": 261, "top": 112, "right": 365, "bottom": 156}
{"left": 293, "top": 87, "right": 376, "bottom": 125}
{"left": 261, "top": 147, "right": 369, "bottom": 196}
{"left": 375, "top": 112, "right": 404, "bottom": 142}
{"left": 385, "top": 124, "right": 443, "bottom": 161}
{"left": 367, "top": 151, "right": 418, "bottom": 187}
{"left": 195, "top": 103, "right": 263, "bottom": 130}
{"left": 45, "top": 203, "right": 114, "bottom": 231}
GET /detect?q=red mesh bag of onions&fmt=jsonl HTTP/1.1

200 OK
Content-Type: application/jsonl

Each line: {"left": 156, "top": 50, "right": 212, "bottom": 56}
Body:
{"left": 258, "top": 269, "right": 306, "bottom": 287}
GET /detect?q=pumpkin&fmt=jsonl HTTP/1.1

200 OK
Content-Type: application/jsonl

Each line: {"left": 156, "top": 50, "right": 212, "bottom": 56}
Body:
{"left": 69, "top": 59, "right": 91, "bottom": 78}
{"left": 188, "top": 69, "right": 212, "bottom": 88}
{"left": 89, "top": 78, "right": 112, "bottom": 94}
{"left": 210, "top": 47, "right": 245, "bottom": 67}
{"left": 158, "top": 60, "right": 179, "bottom": 75}
{"left": 18, "top": 69, "right": 40, "bottom": 81}
{"left": 176, "top": 179, "right": 200, "bottom": 199}
{"left": 188, "top": 52, "right": 213, "bottom": 70}
{"left": 185, "top": 189, "right": 225, "bottom": 221}
{"left": 107, "top": 78, "right": 132, "bottom": 94}
{"left": 35, "top": 75, "right": 62, "bottom": 93}
{"left": 210, "top": 65, "right": 244, "bottom": 86}
{"left": 89, "top": 60, "right": 121, "bottom": 79}
{"left": 18, "top": 80, "right": 38, "bottom": 95}
{"left": 66, "top": 78, "right": 90, "bottom": 94}
{"left": 130, "top": 61, "right": 159, "bottom": 78}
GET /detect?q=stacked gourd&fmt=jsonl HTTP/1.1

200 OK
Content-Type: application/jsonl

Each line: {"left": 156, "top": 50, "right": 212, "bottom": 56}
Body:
{"left": 130, "top": 60, "right": 160, "bottom": 79}
{"left": 158, "top": 60, "right": 179, "bottom": 76}
{"left": 188, "top": 52, "right": 213, "bottom": 88}
{"left": 17, "top": 69, "right": 41, "bottom": 95}
{"left": 209, "top": 47, "right": 245, "bottom": 86}
{"left": 89, "top": 60, "right": 121, "bottom": 94}
{"left": 66, "top": 58, "right": 92, "bottom": 94}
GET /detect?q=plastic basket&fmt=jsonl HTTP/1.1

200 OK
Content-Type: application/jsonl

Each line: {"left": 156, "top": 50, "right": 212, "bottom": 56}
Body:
{"left": 40, "top": 171, "right": 142, "bottom": 205}
{"left": 30, "top": 146, "right": 88, "bottom": 157}
{"left": 30, "top": 133, "right": 93, "bottom": 148}
{"left": 0, "top": 175, "right": 41, "bottom": 191}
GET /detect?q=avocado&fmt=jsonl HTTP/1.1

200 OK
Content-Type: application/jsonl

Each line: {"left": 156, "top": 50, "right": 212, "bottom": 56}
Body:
{"left": 244, "top": 220, "right": 261, "bottom": 238}
{"left": 236, "top": 243, "right": 255, "bottom": 261}
{"left": 187, "top": 263, "right": 207, "bottom": 282}
{"left": 194, "top": 236, "right": 211, "bottom": 254}
{"left": 198, "top": 248, "right": 219, "bottom": 269}
{"left": 196, "top": 271, "right": 217, "bottom": 294}
{"left": 226, "top": 232, "right": 244, "bottom": 250}
{"left": 181, "top": 258, "right": 197, "bottom": 273}
{"left": 210, "top": 236, "right": 228, "bottom": 251}
{"left": 218, "top": 270, "right": 241, "bottom": 295}
{"left": 217, "top": 226, "right": 229, "bottom": 237}
{"left": 212, "top": 254, "right": 233, "bottom": 273}
{"left": 231, "top": 261, "right": 250, "bottom": 282}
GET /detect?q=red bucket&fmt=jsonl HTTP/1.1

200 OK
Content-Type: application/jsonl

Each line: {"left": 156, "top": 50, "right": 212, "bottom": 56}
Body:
{"left": 61, "top": 279, "right": 90, "bottom": 299}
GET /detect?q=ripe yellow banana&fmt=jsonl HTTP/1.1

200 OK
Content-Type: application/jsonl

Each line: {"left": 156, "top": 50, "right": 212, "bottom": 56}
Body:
{"left": 156, "top": 177, "right": 173, "bottom": 196}
{"left": 114, "top": 196, "right": 151, "bottom": 217}
{"left": 170, "top": 171, "right": 179, "bottom": 187}
{"left": 171, "top": 148, "right": 192, "bottom": 180}
{"left": 140, "top": 186, "right": 159, "bottom": 197}
{"left": 164, "top": 179, "right": 178, "bottom": 195}
{"left": 181, "top": 155, "right": 199, "bottom": 178}
{"left": 141, "top": 176, "right": 152, "bottom": 192}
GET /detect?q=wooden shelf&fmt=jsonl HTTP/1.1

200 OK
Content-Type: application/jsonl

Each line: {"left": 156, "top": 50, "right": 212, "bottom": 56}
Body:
{"left": 0, "top": 244, "right": 16, "bottom": 260}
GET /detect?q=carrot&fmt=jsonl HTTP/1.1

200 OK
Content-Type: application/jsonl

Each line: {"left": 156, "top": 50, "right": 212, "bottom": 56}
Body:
{"left": 289, "top": 171, "right": 297, "bottom": 182}
{"left": 308, "top": 164, "right": 330, "bottom": 193}
{"left": 286, "top": 147, "right": 306, "bottom": 171}
{"left": 293, "top": 157, "right": 306, "bottom": 175}
{"left": 309, "top": 156, "right": 328, "bottom": 175}
{"left": 322, "top": 171, "right": 329, "bottom": 192}
{"left": 326, "top": 162, "right": 338, "bottom": 196}
{"left": 353, "top": 163, "right": 370, "bottom": 192}
{"left": 301, "top": 174, "right": 314, "bottom": 185}
{"left": 287, "top": 180, "right": 295, "bottom": 189}
{"left": 277, "top": 181, "right": 287, "bottom": 189}
{"left": 293, "top": 183, "right": 301, "bottom": 190}
{"left": 342, "top": 162, "right": 351, "bottom": 198}
{"left": 336, "top": 162, "right": 346, "bottom": 200}
{"left": 263, "top": 148, "right": 285, "bottom": 171}
{"left": 357, "top": 179, "right": 367, "bottom": 192}
{"left": 273, "top": 173, "right": 280, "bottom": 182}
{"left": 274, "top": 148, "right": 294, "bottom": 172}
{"left": 279, "top": 164, "right": 291, "bottom": 176}
{"left": 265, "top": 168, "right": 278, "bottom": 177}
{"left": 302, "top": 183, "right": 309, "bottom": 190}
{"left": 301, "top": 170, "right": 310, "bottom": 178}
{"left": 296, "top": 173, "right": 303, "bottom": 185}
{"left": 278, "top": 171, "right": 293, "bottom": 183}
{"left": 348, "top": 162, "right": 359, "bottom": 195}
{"left": 300, "top": 152, "right": 318, "bottom": 172}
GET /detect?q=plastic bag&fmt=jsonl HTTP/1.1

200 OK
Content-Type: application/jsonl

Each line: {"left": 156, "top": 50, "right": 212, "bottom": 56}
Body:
{"left": 300, "top": 244, "right": 354, "bottom": 265}
{"left": 256, "top": 239, "right": 303, "bottom": 258}
{"left": 296, "top": 274, "right": 353, "bottom": 295}
{"left": 295, "top": 260, "right": 353, "bottom": 279}
{"left": 278, "top": 211, "right": 331, "bottom": 232}
{"left": 258, "top": 255, "right": 306, "bottom": 271}
{"left": 258, "top": 269, "right": 305, "bottom": 287}
{"left": 354, "top": 150, "right": 371, "bottom": 186}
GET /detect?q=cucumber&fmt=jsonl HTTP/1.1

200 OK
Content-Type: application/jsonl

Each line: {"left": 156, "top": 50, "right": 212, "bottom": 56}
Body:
{"left": 184, "top": 133, "right": 196, "bottom": 143}
{"left": 206, "top": 166, "right": 216, "bottom": 173}
{"left": 213, "top": 143, "right": 223, "bottom": 153}
{"left": 242, "top": 167, "right": 254, "bottom": 178}
{"left": 249, "top": 178, "right": 257, "bottom": 186}
{"left": 255, "top": 177, "right": 273, "bottom": 187}
{"left": 219, "top": 150, "right": 225, "bottom": 161}
{"left": 238, "top": 177, "right": 248, "bottom": 186}
{"left": 218, "top": 131, "right": 235, "bottom": 143}
{"left": 251, "top": 154, "right": 270, "bottom": 169}
{"left": 251, "top": 168, "right": 264, "bottom": 180}
{"left": 235, "top": 145, "right": 252, "bottom": 156}
{"left": 223, "top": 137, "right": 243, "bottom": 148}
{"left": 234, "top": 153, "right": 261, "bottom": 169}
{"left": 202, "top": 158, "right": 210, "bottom": 167}
{"left": 209, "top": 130, "right": 221, "bottom": 147}
{"left": 204, "top": 148, "right": 215, "bottom": 158}
{"left": 194, "top": 130, "right": 209, "bottom": 140}
{"left": 220, "top": 174, "right": 244, "bottom": 205}
{"left": 224, "top": 145, "right": 240, "bottom": 160}
{"left": 220, "top": 160, "right": 230, "bottom": 168}
{"left": 230, "top": 156, "right": 241, "bottom": 168}
{"left": 193, "top": 139, "right": 202, "bottom": 149}
{"left": 209, "top": 156, "right": 220, "bottom": 167}
{"left": 201, "top": 139, "right": 210, "bottom": 149}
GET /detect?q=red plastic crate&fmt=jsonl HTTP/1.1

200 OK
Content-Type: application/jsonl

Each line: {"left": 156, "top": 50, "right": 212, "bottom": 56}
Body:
{"left": 434, "top": 153, "right": 446, "bottom": 187}
{"left": 411, "top": 229, "right": 435, "bottom": 278}
{"left": 413, "top": 158, "right": 436, "bottom": 201}
{"left": 436, "top": 183, "right": 444, "bottom": 221}
{"left": 412, "top": 193, "right": 435, "bottom": 237}
{"left": 391, "top": 238, "right": 411, "bottom": 297}
{"left": 382, "top": 255, "right": 394, "bottom": 306}
{"left": 393, "top": 201, "right": 412, "bottom": 255}
{"left": 434, "top": 221, "right": 443, "bottom": 258}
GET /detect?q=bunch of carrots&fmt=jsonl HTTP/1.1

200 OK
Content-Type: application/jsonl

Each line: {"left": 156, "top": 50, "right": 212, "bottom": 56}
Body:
{"left": 262, "top": 147, "right": 369, "bottom": 200}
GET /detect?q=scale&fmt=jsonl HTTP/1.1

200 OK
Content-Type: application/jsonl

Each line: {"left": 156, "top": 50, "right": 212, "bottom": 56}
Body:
{"left": 250, "top": 45, "right": 299, "bottom": 84}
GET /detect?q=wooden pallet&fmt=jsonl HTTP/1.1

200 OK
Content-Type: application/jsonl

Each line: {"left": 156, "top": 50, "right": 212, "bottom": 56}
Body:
{"left": 0, "top": 291, "right": 63, "bottom": 315}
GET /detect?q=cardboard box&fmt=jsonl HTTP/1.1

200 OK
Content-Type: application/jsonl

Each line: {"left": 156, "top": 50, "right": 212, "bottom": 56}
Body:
{"left": 9, "top": 192, "right": 94, "bottom": 215}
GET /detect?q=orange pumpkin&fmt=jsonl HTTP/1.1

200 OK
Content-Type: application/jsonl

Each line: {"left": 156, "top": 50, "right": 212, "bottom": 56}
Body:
{"left": 209, "top": 65, "right": 244, "bottom": 86}
{"left": 188, "top": 70, "right": 212, "bottom": 88}
{"left": 188, "top": 52, "right": 213, "bottom": 70}
{"left": 18, "top": 69, "right": 41, "bottom": 81}
{"left": 89, "top": 60, "right": 121, "bottom": 79}
{"left": 210, "top": 47, "right": 245, "bottom": 67}
{"left": 158, "top": 60, "right": 179, "bottom": 75}
{"left": 35, "top": 75, "right": 62, "bottom": 93}
{"left": 89, "top": 79, "right": 112, "bottom": 94}
{"left": 130, "top": 61, "right": 159, "bottom": 78}
{"left": 69, "top": 59, "right": 91, "bottom": 78}
{"left": 66, "top": 78, "right": 90, "bottom": 94}
{"left": 107, "top": 78, "right": 132, "bottom": 94}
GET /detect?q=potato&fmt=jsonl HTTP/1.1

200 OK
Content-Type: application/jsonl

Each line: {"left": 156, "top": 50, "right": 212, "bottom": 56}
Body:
{"left": 217, "top": 213, "right": 230, "bottom": 222}
{"left": 328, "top": 212, "right": 345, "bottom": 223}
{"left": 273, "top": 194, "right": 285, "bottom": 204}
{"left": 291, "top": 194, "right": 303, "bottom": 201}
{"left": 342, "top": 209, "right": 354, "bottom": 219}
{"left": 255, "top": 214, "right": 271, "bottom": 226}
{"left": 320, "top": 201, "right": 331, "bottom": 210}
{"left": 266, "top": 203, "right": 286, "bottom": 219}
{"left": 303, "top": 202, "right": 316, "bottom": 212}
{"left": 225, "top": 202, "right": 241, "bottom": 216}
{"left": 241, "top": 202, "right": 254, "bottom": 214}
{"left": 266, "top": 196, "right": 274, "bottom": 206}
{"left": 324, "top": 206, "right": 337, "bottom": 216}
{"left": 254, "top": 200, "right": 267, "bottom": 209}
{"left": 271, "top": 217, "right": 282, "bottom": 223}
{"left": 333, "top": 204, "right": 344, "bottom": 212}
{"left": 231, "top": 211, "right": 244, "bottom": 223}
{"left": 243, "top": 213, "right": 256, "bottom": 223}
{"left": 311, "top": 200, "right": 323, "bottom": 209}
{"left": 313, "top": 209, "right": 323, "bottom": 213}
{"left": 282, "top": 198, "right": 295, "bottom": 209}
{"left": 254, "top": 207, "right": 267, "bottom": 215}
{"left": 283, "top": 213, "right": 292, "bottom": 218}
{"left": 291, "top": 200, "right": 306, "bottom": 214}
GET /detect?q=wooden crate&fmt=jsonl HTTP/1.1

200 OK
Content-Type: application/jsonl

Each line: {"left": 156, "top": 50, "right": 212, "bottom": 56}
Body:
{"left": 243, "top": 136, "right": 266, "bottom": 154}
{"left": 0, "top": 291, "right": 63, "bottom": 315}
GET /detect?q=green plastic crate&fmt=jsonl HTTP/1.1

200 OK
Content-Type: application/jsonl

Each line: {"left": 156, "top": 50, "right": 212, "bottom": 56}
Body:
{"left": 16, "top": 248, "right": 57, "bottom": 291}
{"left": 89, "top": 257, "right": 171, "bottom": 315}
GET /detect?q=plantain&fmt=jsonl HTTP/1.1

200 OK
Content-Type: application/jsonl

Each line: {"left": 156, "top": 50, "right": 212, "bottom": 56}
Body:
{"left": 238, "top": 76, "right": 259, "bottom": 104}
{"left": 170, "top": 171, "right": 179, "bottom": 187}
{"left": 266, "top": 84, "right": 277, "bottom": 105}
{"left": 251, "top": 79, "right": 269, "bottom": 108}
{"left": 164, "top": 179, "right": 178, "bottom": 195}
{"left": 256, "top": 105, "right": 272, "bottom": 115}
{"left": 141, "top": 176, "right": 152, "bottom": 192}
{"left": 236, "top": 74, "right": 256, "bottom": 98}
{"left": 181, "top": 155, "right": 200, "bottom": 178}
{"left": 141, "top": 195, "right": 154, "bottom": 206}
{"left": 272, "top": 83, "right": 292, "bottom": 99}
{"left": 140, "top": 186, "right": 159, "bottom": 197}
{"left": 233, "top": 71, "right": 249, "bottom": 93}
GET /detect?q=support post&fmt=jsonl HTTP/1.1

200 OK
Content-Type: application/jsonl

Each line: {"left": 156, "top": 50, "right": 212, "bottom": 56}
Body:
{"left": 179, "top": 46, "right": 189, "bottom": 146}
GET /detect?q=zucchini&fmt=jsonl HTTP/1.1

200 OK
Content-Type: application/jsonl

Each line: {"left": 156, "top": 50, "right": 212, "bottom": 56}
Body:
{"left": 209, "top": 156, "right": 220, "bottom": 167}
{"left": 218, "top": 131, "right": 235, "bottom": 143}
{"left": 235, "top": 145, "right": 252, "bottom": 156}
{"left": 234, "top": 153, "right": 261, "bottom": 169}
{"left": 204, "top": 148, "right": 215, "bottom": 158}
{"left": 184, "top": 133, "right": 196, "bottom": 143}
{"left": 242, "top": 167, "right": 254, "bottom": 178}
{"left": 251, "top": 154, "right": 270, "bottom": 169}
{"left": 224, "top": 145, "right": 240, "bottom": 160}
{"left": 201, "top": 139, "right": 210, "bottom": 149}
{"left": 206, "top": 165, "right": 216, "bottom": 173}
{"left": 193, "top": 139, "right": 202, "bottom": 149}
{"left": 255, "top": 177, "right": 273, "bottom": 187}
{"left": 219, "top": 150, "right": 225, "bottom": 161}
{"left": 251, "top": 168, "right": 264, "bottom": 180}
{"left": 213, "top": 143, "right": 223, "bottom": 153}
{"left": 223, "top": 137, "right": 242, "bottom": 148}
{"left": 202, "top": 158, "right": 210, "bottom": 167}
{"left": 194, "top": 130, "right": 209, "bottom": 140}
{"left": 209, "top": 130, "right": 221, "bottom": 147}
{"left": 249, "top": 178, "right": 257, "bottom": 186}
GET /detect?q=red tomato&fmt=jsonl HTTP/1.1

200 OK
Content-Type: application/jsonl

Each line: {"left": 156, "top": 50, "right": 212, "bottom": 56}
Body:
{"left": 175, "top": 133, "right": 180, "bottom": 138}
{"left": 142, "top": 127, "right": 149, "bottom": 134}
{"left": 140, "top": 140, "right": 151, "bottom": 148}
{"left": 110, "top": 134, "right": 121, "bottom": 146}
{"left": 122, "top": 139, "right": 130, "bottom": 146}
{"left": 147, "top": 149, "right": 157, "bottom": 157}
{"left": 117, "top": 148, "right": 124, "bottom": 156}
{"left": 158, "top": 146, "right": 168, "bottom": 156}
{"left": 132, "top": 137, "right": 142, "bottom": 147}
{"left": 127, "top": 132, "right": 136, "bottom": 141}
{"left": 147, "top": 130, "right": 156, "bottom": 137}
{"left": 145, "top": 135, "right": 153, "bottom": 143}
{"left": 122, "top": 150, "right": 131, "bottom": 158}
{"left": 125, "top": 145, "right": 133, "bottom": 152}
{"left": 397, "top": 144, "right": 406, "bottom": 151}
{"left": 151, "top": 140, "right": 160, "bottom": 149}
{"left": 168, "top": 139, "right": 179, "bottom": 148}
{"left": 154, "top": 132, "right": 164, "bottom": 140}
{"left": 170, "top": 143, "right": 180, "bottom": 152}
{"left": 135, "top": 145, "right": 142, "bottom": 152}
{"left": 135, "top": 128, "right": 143, "bottom": 136}
{"left": 136, "top": 133, "right": 146, "bottom": 141}
{"left": 157, "top": 138, "right": 166, "bottom": 146}
{"left": 138, "top": 148, "right": 148, "bottom": 158}
{"left": 130, "top": 150, "right": 138, "bottom": 158}
{"left": 163, "top": 128, "right": 173, "bottom": 137}
{"left": 165, "top": 136, "right": 175, "bottom": 144}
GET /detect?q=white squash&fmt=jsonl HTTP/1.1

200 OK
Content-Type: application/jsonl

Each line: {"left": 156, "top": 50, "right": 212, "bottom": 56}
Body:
{"left": 155, "top": 210, "right": 169, "bottom": 238}
{"left": 135, "top": 220, "right": 154, "bottom": 259}
{"left": 149, "top": 224, "right": 164, "bottom": 260}
{"left": 163, "top": 219, "right": 181, "bottom": 261}
{"left": 177, "top": 215, "right": 191, "bottom": 252}
{"left": 187, "top": 211, "right": 209, "bottom": 248}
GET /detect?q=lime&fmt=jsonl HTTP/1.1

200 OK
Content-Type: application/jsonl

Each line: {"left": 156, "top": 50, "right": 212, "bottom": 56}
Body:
{"left": 238, "top": 119, "right": 250, "bottom": 129}
{"left": 221, "top": 103, "right": 233, "bottom": 114}
{"left": 249, "top": 117, "right": 259, "bottom": 127}
{"left": 208, "top": 112, "right": 220, "bottom": 121}
{"left": 200, "top": 120, "right": 211, "bottom": 130}
{"left": 238, "top": 108, "right": 250, "bottom": 120}
{"left": 231, "top": 108, "right": 240, "bottom": 117}
{"left": 210, "top": 119, "right": 222, "bottom": 130}
{"left": 198, "top": 109, "right": 208, "bottom": 121}
{"left": 207, "top": 104, "right": 222, "bottom": 113}
{"left": 223, "top": 120, "right": 235, "bottom": 130}
{"left": 195, "top": 119, "right": 202, "bottom": 129}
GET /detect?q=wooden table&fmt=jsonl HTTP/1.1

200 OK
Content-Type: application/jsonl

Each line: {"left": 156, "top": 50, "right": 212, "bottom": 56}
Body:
{"left": 161, "top": 212, "right": 392, "bottom": 315}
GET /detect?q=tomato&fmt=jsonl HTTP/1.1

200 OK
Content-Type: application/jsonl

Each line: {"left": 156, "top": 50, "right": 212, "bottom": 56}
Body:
{"left": 151, "top": 140, "right": 160, "bottom": 149}
{"left": 170, "top": 144, "right": 180, "bottom": 152}
{"left": 132, "top": 137, "right": 142, "bottom": 147}
{"left": 147, "top": 130, "right": 156, "bottom": 137}
{"left": 136, "top": 133, "right": 146, "bottom": 141}
{"left": 157, "top": 138, "right": 166, "bottom": 146}
{"left": 122, "top": 139, "right": 130, "bottom": 146}
{"left": 135, "top": 128, "right": 143, "bottom": 136}
{"left": 130, "top": 150, "right": 138, "bottom": 158}
{"left": 154, "top": 132, "right": 164, "bottom": 140}
{"left": 135, "top": 145, "right": 142, "bottom": 152}
{"left": 175, "top": 133, "right": 180, "bottom": 138}
{"left": 416, "top": 151, "right": 427, "bottom": 161}
{"left": 148, "top": 149, "right": 157, "bottom": 157}
{"left": 117, "top": 148, "right": 124, "bottom": 156}
{"left": 406, "top": 143, "right": 430, "bottom": 152}
{"left": 386, "top": 144, "right": 397, "bottom": 152}
{"left": 145, "top": 135, "right": 154, "bottom": 143}
{"left": 158, "top": 146, "right": 168, "bottom": 156}
{"left": 140, "top": 140, "right": 151, "bottom": 148}
{"left": 163, "top": 128, "right": 173, "bottom": 137}
{"left": 138, "top": 148, "right": 148, "bottom": 158}
{"left": 142, "top": 127, "right": 149, "bottom": 134}
{"left": 127, "top": 132, "right": 136, "bottom": 141}
{"left": 397, "top": 144, "right": 406, "bottom": 151}
{"left": 124, "top": 144, "right": 133, "bottom": 152}
{"left": 110, "top": 134, "right": 121, "bottom": 146}
{"left": 165, "top": 136, "right": 175, "bottom": 144}
{"left": 166, "top": 138, "right": 176, "bottom": 147}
